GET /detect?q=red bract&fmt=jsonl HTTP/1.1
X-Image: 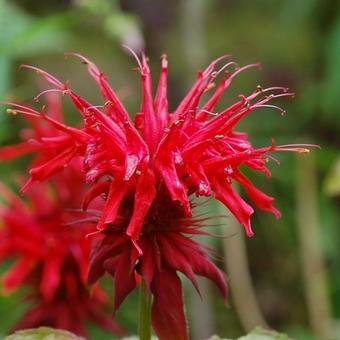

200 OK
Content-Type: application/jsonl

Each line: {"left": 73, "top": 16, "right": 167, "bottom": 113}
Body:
{"left": 3, "top": 52, "right": 311, "bottom": 339}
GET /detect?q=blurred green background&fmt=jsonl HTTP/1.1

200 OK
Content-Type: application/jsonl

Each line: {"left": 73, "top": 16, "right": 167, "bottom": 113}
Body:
{"left": 0, "top": 0, "right": 339, "bottom": 339}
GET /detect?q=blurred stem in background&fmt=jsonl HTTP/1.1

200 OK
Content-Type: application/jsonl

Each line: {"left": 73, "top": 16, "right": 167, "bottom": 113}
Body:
{"left": 295, "top": 152, "right": 332, "bottom": 339}
{"left": 219, "top": 201, "right": 269, "bottom": 332}
{"left": 181, "top": 0, "right": 206, "bottom": 69}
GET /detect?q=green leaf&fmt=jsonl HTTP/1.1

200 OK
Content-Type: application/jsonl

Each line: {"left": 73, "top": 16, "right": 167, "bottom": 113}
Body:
{"left": 4, "top": 327, "right": 85, "bottom": 340}
{"left": 0, "top": 0, "right": 71, "bottom": 57}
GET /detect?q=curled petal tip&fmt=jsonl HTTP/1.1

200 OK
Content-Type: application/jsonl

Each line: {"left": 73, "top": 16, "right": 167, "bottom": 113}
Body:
{"left": 245, "top": 227, "right": 255, "bottom": 237}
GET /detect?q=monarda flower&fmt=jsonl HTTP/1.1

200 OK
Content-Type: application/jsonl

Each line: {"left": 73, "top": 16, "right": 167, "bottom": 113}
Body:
{"left": 0, "top": 178, "right": 123, "bottom": 336}
{"left": 3, "top": 52, "right": 311, "bottom": 339}
{"left": 0, "top": 97, "right": 123, "bottom": 336}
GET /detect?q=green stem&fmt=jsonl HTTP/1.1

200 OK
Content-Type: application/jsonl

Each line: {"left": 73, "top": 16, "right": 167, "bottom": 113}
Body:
{"left": 138, "top": 279, "right": 152, "bottom": 340}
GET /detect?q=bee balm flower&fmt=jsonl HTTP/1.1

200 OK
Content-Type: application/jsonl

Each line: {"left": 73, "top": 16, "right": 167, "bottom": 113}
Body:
{"left": 0, "top": 98, "right": 123, "bottom": 336}
{"left": 3, "top": 52, "right": 310, "bottom": 340}
{"left": 0, "top": 178, "right": 124, "bottom": 336}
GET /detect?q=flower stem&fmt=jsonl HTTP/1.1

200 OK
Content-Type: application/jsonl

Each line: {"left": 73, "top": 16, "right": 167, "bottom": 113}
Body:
{"left": 138, "top": 279, "right": 152, "bottom": 340}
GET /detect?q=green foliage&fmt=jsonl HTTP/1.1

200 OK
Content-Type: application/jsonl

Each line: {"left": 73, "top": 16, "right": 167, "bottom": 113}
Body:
{"left": 0, "top": 0, "right": 71, "bottom": 143}
{"left": 0, "top": 1, "right": 70, "bottom": 58}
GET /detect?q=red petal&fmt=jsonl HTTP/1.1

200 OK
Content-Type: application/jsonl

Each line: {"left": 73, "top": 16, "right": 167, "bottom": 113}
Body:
{"left": 2, "top": 258, "right": 35, "bottom": 294}
{"left": 126, "top": 169, "right": 156, "bottom": 240}
{"left": 234, "top": 171, "right": 281, "bottom": 218}
{"left": 103, "top": 243, "right": 138, "bottom": 314}
{"left": 155, "top": 122, "right": 191, "bottom": 214}
{"left": 123, "top": 122, "right": 149, "bottom": 178}
{"left": 40, "top": 254, "right": 64, "bottom": 301}
{"left": 196, "top": 75, "right": 232, "bottom": 121}
{"left": 140, "top": 54, "right": 160, "bottom": 152}
{"left": 213, "top": 178, "right": 254, "bottom": 237}
{"left": 82, "top": 181, "right": 110, "bottom": 210}
{"left": 154, "top": 55, "right": 169, "bottom": 132}
{"left": 88, "top": 234, "right": 129, "bottom": 284}
{"left": 185, "top": 161, "right": 211, "bottom": 196}
{"left": 184, "top": 97, "right": 250, "bottom": 150}
{"left": 97, "top": 181, "right": 127, "bottom": 231}
{"left": 158, "top": 164, "right": 191, "bottom": 214}
{"left": 23, "top": 147, "right": 76, "bottom": 191}
{"left": 0, "top": 142, "right": 38, "bottom": 160}
{"left": 158, "top": 234, "right": 200, "bottom": 295}
{"left": 172, "top": 56, "right": 228, "bottom": 122}
{"left": 65, "top": 53, "right": 132, "bottom": 125}
{"left": 168, "top": 232, "right": 227, "bottom": 300}
{"left": 42, "top": 114, "right": 89, "bottom": 142}
{"left": 151, "top": 266, "right": 188, "bottom": 340}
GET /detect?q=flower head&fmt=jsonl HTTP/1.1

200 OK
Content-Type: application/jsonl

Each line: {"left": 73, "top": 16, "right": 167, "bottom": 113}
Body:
{"left": 3, "top": 52, "right": 311, "bottom": 339}
{"left": 0, "top": 177, "right": 124, "bottom": 336}
{"left": 0, "top": 99, "right": 123, "bottom": 336}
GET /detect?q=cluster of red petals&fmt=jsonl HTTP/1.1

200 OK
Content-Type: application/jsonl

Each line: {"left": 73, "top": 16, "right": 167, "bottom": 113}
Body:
{"left": 88, "top": 192, "right": 227, "bottom": 339}
{"left": 0, "top": 180, "right": 123, "bottom": 335}
{"left": 0, "top": 100, "right": 123, "bottom": 336}
{"left": 0, "top": 177, "right": 124, "bottom": 336}
{"left": 2, "top": 52, "right": 311, "bottom": 340}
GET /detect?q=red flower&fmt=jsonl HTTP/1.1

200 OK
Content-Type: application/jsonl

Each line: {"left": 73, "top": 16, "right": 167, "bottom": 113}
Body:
{"left": 0, "top": 96, "right": 123, "bottom": 336}
{"left": 3, "top": 52, "right": 311, "bottom": 339}
{"left": 0, "top": 178, "right": 123, "bottom": 336}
